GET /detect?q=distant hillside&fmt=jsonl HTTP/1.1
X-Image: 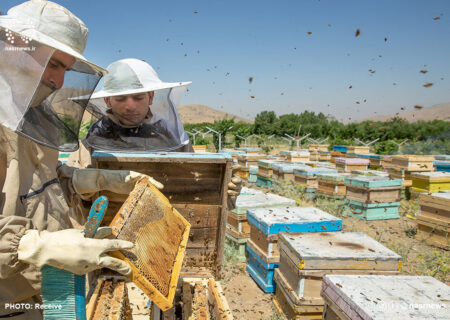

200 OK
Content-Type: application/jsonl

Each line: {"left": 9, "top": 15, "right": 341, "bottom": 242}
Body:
{"left": 178, "top": 104, "right": 252, "bottom": 124}
{"left": 358, "top": 102, "right": 450, "bottom": 122}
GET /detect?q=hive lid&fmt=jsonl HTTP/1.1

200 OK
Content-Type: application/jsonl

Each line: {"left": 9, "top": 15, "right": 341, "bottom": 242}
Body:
{"left": 322, "top": 275, "right": 450, "bottom": 320}
{"left": 278, "top": 232, "right": 401, "bottom": 269}
{"left": 233, "top": 191, "right": 296, "bottom": 214}
{"left": 344, "top": 175, "right": 403, "bottom": 188}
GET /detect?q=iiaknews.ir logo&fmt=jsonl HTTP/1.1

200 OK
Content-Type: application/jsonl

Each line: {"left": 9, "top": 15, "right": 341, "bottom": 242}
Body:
{"left": 4, "top": 28, "right": 35, "bottom": 51}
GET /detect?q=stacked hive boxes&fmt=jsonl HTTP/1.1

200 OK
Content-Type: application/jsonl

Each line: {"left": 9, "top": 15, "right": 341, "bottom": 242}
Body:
{"left": 332, "top": 145, "right": 348, "bottom": 153}
{"left": 330, "top": 151, "right": 345, "bottom": 164}
{"left": 280, "top": 150, "right": 310, "bottom": 162}
{"left": 246, "top": 207, "right": 342, "bottom": 293}
{"left": 417, "top": 192, "right": 450, "bottom": 250}
{"left": 318, "top": 150, "right": 331, "bottom": 162}
{"left": 321, "top": 275, "right": 450, "bottom": 320}
{"left": 294, "top": 167, "right": 338, "bottom": 199}
{"left": 256, "top": 159, "right": 284, "bottom": 188}
{"left": 225, "top": 189, "right": 296, "bottom": 263}
{"left": 309, "top": 144, "right": 329, "bottom": 152}
{"left": 248, "top": 165, "right": 258, "bottom": 183}
{"left": 316, "top": 172, "right": 354, "bottom": 200}
{"left": 344, "top": 176, "right": 403, "bottom": 220}
{"left": 272, "top": 163, "right": 308, "bottom": 182}
{"left": 273, "top": 232, "right": 402, "bottom": 320}
{"left": 335, "top": 158, "right": 369, "bottom": 172}
{"left": 236, "top": 153, "right": 267, "bottom": 180}
{"left": 387, "top": 155, "right": 435, "bottom": 188}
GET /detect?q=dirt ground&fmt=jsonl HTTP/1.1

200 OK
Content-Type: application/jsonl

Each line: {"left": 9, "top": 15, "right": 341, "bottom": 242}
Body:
{"left": 218, "top": 182, "right": 449, "bottom": 320}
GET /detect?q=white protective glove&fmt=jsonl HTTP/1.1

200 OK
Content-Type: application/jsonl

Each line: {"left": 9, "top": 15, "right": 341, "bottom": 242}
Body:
{"left": 227, "top": 164, "right": 243, "bottom": 209}
{"left": 72, "top": 169, "right": 163, "bottom": 200}
{"left": 17, "top": 228, "right": 134, "bottom": 275}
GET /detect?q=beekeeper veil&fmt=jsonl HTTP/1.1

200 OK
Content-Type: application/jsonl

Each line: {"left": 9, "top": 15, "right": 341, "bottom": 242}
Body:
{"left": 0, "top": 0, "right": 105, "bottom": 152}
{"left": 84, "top": 58, "right": 191, "bottom": 152}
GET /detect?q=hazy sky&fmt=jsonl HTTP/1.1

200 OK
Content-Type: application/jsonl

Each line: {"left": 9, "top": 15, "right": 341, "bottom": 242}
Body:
{"left": 3, "top": 0, "right": 450, "bottom": 121}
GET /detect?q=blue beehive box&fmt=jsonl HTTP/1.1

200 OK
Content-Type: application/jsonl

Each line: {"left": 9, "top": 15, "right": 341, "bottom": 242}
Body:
{"left": 246, "top": 206, "right": 342, "bottom": 293}
{"left": 333, "top": 145, "right": 348, "bottom": 153}
{"left": 435, "top": 160, "right": 450, "bottom": 172}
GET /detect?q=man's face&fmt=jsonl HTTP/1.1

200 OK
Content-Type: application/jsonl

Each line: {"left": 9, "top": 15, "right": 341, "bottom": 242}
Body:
{"left": 105, "top": 92, "right": 154, "bottom": 126}
{"left": 42, "top": 50, "right": 76, "bottom": 89}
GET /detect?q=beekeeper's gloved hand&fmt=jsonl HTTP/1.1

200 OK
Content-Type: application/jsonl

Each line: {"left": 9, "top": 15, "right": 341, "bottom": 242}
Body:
{"left": 72, "top": 169, "right": 163, "bottom": 200}
{"left": 17, "top": 228, "right": 134, "bottom": 276}
{"left": 227, "top": 164, "right": 243, "bottom": 210}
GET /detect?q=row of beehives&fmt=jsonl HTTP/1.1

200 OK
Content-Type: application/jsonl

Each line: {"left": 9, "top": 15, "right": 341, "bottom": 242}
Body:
{"left": 225, "top": 188, "right": 450, "bottom": 320}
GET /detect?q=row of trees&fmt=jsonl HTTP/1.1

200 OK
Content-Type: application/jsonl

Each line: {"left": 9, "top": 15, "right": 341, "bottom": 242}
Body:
{"left": 184, "top": 111, "right": 450, "bottom": 155}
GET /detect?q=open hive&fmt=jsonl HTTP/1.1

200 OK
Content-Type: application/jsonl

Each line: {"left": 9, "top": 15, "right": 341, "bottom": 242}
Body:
{"left": 335, "top": 158, "right": 369, "bottom": 173}
{"left": 108, "top": 178, "right": 191, "bottom": 311}
{"left": 274, "top": 232, "right": 402, "bottom": 320}
{"left": 321, "top": 275, "right": 450, "bottom": 320}
{"left": 417, "top": 192, "right": 450, "bottom": 250}
{"left": 246, "top": 206, "right": 342, "bottom": 293}
{"left": 411, "top": 171, "right": 450, "bottom": 193}
{"left": 87, "top": 277, "right": 132, "bottom": 320}
{"left": 92, "top": 152, "right": 232, "bottom": 279}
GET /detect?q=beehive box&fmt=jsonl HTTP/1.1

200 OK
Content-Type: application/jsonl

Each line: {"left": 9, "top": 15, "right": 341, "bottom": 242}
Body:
{"left": 391, "top": 155, "right": 435, "bottom": 171}
{"left": 335, "top": 158, "right": 369, "bottom": 173}
{"left": 346, "top": 146, "right": 370, "bottom": 154}
{"left": 351, "top": 170, "right": 389, "bottom": 177}
{"left": 248, "top": 165, "right": 258, "bottom": 183}
{"left": 280, "top": 150, "right": 310, "bottom": 162}
{"left": 108, "top": 178, "right": 190, "bottom": 311}
{"left": 330, "top": 152, "right": 346, "bottom": 164}
{"left": 247, "top": 207, "right": 342, "bottom": 259}
{"left": 92, "top": 152, "right": 232, "bottom": 279}
{"left": 218, "top": 149, "right": 245, "bottom": 160}
{"left": 236, "top": 153, "right": 267, "bottom": 167}
{"left": 256, "top": 174, "right": 272, "bottom": 188}
{"left": 344, "top": 176, "right": 403, "bottom": 204}
{"left": 411, "top": 171, "right": 450, "bottom": 193}
{"left": 332, "top": 145, "right": 348, "bottom": 153}
{"left": 294, "top": 167, "right": 338, "bottom": 189}
{"left": 192, "top": 145, "right": 207, "bottom": 153}
{"left": 435, "top": 155, "right": 450, "bottom": 161}
{"left": 345, "top": 200, "right": 401, "bottom": 220}
{"left": 87, "top": 276, "right": 133, "bottom": 320}
{"left": 246, "top": 207, "right": 342, "bottom": 293}
{"left": 226, "top": 187, "right": 263, "bottom": 236}
{"left": 309, "top": 144, "right": 329, "bottom": 152}
{"left": 238, "top": 147, "right": 261, "bottom": 154}
{"left": 318, "top": 151, "right": 331, "bottom": 162}
{"left": 309, "top": 151, "right": 320, "bottom": 161}
{"left": 435, "top": 160, "right": 450, "bottom": 172}
{"left": 387, "top": 167, "right": 413, "bottom": 187}
{"left": 417, "top": 192, "right": 450, "bottom": 250}
{"left": 274, "top": 232, "right": 402, "bottom": 320}
{"left": 321, "top": 275, "right": 450, "bottom": 320}
{"left": 317, "top": 173, "right": 354, "bottom": 198}
{"left": 236, "top": 167, "right": 249, "bottom": 180}
{"left": 257, "top": 159, "right": 284, "bottom": 177}
{"left": 272, "top": 163, "right": 298, "bottom": 181}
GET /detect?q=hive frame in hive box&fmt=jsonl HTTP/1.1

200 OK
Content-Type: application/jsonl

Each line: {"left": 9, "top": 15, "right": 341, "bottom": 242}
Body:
{"left": 108, "top": 178, "right": 191, "bottom": 311}
{"left": 92, "top": 152, "right": 232, "bottom": 279}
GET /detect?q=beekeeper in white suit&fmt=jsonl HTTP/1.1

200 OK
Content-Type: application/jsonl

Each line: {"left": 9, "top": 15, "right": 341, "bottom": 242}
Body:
{"left": 69, "top": 58, "right": 242, "bottom": 206}
{"left": 0, "top": 1, "right": 162, "bottom": 318}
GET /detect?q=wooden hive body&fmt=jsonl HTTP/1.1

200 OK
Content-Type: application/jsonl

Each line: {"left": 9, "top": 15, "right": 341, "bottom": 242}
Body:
{"left": 391, "top": 155, "right": 435, "bottom": 171}
{"left": 246, "top": 207, "right": 342, "bottom": 293}
{"left": 237, "top": 153, "right": 267, "bottom": 167}
{"left": 345, "top": 200, "right": 401, "bottom": 220}
{"left": 346, "top": 146, "right": 370, "bottom": 154}
{"left": 335, "top": 158, "right": 369, "bottom": 173}
{"left": 277, "top": 232, "right": 402, "bottom": 308}
{"left": 387, "top": 167, "right": 413, "bottom": 187}
{"left": 309, "top": 144, "right": 329, "bottom": 152}
{"left": 87, "top": 277, "right": 133, "bottom": 320}
{"left": 294, "top": 168, "right": 338, "bottom": 189}
{"left": 344, "top": 176, "right": 403, "bottom": 204}
{"left": 317, "top": 173, "right": 354, "bottom": 197}
{"left": 411, "top": 171, "right": 450, "bottom": 193}
{"left": 109, "top": 178, "right": 191, "bottom": 311}
{"left": 418, "top": 192, "right": 450, "bottom": 249}
{"left": 92, "top": 152, "right": 232, "bottom": 279}
{"left": 321, "top": 275, "right": 450, "bottom": 320}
